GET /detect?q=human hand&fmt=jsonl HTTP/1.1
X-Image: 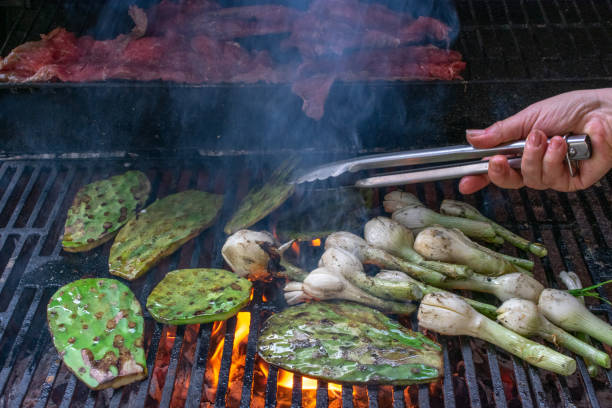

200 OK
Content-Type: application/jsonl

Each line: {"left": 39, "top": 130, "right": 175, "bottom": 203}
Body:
{"left": 459, "top": 89, "right": 612, "bottom": 194}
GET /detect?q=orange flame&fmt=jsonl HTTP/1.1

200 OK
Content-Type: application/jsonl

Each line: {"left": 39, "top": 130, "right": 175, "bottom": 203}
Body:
{"left": 311, "top": 238, "right": 321, "bottom": 247}
{"left": 291, "top": 241, "right": 300, "bottom": 257}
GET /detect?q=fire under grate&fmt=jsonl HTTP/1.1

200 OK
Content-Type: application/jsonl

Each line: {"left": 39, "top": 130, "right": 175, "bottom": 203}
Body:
{"left": 0, "top": 158, "right": 611, "bottom": 407}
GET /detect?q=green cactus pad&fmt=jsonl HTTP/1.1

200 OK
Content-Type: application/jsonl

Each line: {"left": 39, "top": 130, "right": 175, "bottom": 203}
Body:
{"left": 224, "top": 159, "right": 297, "bottom": 235}
{"left": 62, "top": 171, "right": 151, "bottom": 252}
{"left": 258, "top": 301, "right": 442, "bottom": 385}
{"left": 109, "top": 190, "right": 223, "bottom": 281}
{"left": 47, "top": 278, "right": 147, "bottom": 390}
{"left": 146, "top": 268, "right": 252, "bottom": 325}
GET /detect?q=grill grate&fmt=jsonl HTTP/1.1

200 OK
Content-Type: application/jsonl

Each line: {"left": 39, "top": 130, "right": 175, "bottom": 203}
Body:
{"left": 0, "top": 158, "right": 610, "bottom": 407}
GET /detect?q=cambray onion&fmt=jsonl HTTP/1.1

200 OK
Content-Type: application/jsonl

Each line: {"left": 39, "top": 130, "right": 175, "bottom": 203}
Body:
{"left": 364, "top": 217, "right": 473, "bottom": 279}
{"left": 383, "top": 191, "right": 425, "bottom": 213}
{"left": 392, "top": 204, "right": 501, "bottom": 243}
{"left": 440, "top": 199, "right": 547, "bottom": 257}
{"left": 559, "top": 271, "right": 600, "bottom": 377}
{"left": 497, "top": 299, "right": 610, "bottom": 369}
{"left": 221, "top": 230, "right": 308, "bottom": 282}
{"left": 376, "top": 270, "right": 499, "bottom": 319}
{"left": 414, "top": 226, "right": 521, "bottom": 276}
{"left": 283, "top": 267, "right": 416, "bottom": 315}
{"left": 539, "top": 289, "right": 612, "bottom": 347}
{"left": 418, "top": 292, "right": 576, "bottom": 375}
{"left": 318, "top": 247, "right": 422, "bottom": 302}
{"left": 438, "top": 273, "right": 544, "bottom": 303}
{"left": 324, "top": 232, "right": 447, "bottom": 285}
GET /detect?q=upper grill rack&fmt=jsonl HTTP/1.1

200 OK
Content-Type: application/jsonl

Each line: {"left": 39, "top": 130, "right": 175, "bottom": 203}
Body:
{"left": 2, "top": 0, "right": 612, "bottom": 81}
{"left": 0, "top": 158, "right": 611, "bottom": 407}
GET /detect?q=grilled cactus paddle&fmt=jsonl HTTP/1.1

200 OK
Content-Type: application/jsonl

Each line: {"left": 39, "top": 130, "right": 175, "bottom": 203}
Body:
{"left": 47, "top": 278, "right": 146, "bottom": 390}
{"left": 146, "top": 268, "right": 252, "bottom": 325}
{"left": 110, "top": 190, "right": 223, "bottom": 280}
{"left": 62, "top": 171, "right": 150, "bottom": 252}
{"left": 258, "top": 301, "right": 442, "bottom": 385}
{"left": 224, "top": 159, "right": 297, "bottom": 235}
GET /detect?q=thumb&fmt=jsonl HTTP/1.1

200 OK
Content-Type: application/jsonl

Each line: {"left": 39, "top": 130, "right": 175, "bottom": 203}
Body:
{"left": 467, "top": 107, "right": 540, "bottom": 149}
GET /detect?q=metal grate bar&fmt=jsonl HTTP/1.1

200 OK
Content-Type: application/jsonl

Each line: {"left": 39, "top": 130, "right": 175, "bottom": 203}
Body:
{"left": 392, "top": 385, "right": 403, "bottom": 408}
{"left": 239, "top": 287, "right": 264, "bottom": 408}
{"left": 290, "top": 374, "right": 302, "bottom": 408}
{"left": 184, "top": 323, "right": 213, "bottom": 408}
{"left": 34, "top": 355, "right": 61, "bottom": 408}
{"left": 485, "top": 346, "right": 507, "bottom": 408}
{"left": 25, "top": 166, "right": 58, "bottom": 228}
{"left": 263, "top": 364, "right": 278, "bottom": 408}
{"left": 4, "top": 166, "right": 40, "bottom": 229}
{"left": 442, "top": 338, "right": 456, "bottom": 408}
{"left": 58, "top": 375, "right": 78, "bottom": 408}
{"left": 159, "top": 325, "right": 186, "bottom": 408}
{"left": 342, "top": 385, "right": 353, "bottom": 408}
{"left": 575, "top": 357, "right": 601, "bottom": 408}
{"left": 13, "top": 0, "right": 44, "bottom": 50}
{"left": 214, "top": 316, "right": 237, "bottom": 408}
{"left": 0, "top": 165, "right": 25, "bottom": 221}
{"left": 0, "top": 8, "right": 24, "bottom": 54}
{"left": 367, "top": 384, "right": 378, "bottom": 408}
{"left": 0, "top": 286, "right": 43, "bottom": 394}
{"left": 459, "top": 337, "right": 481, "bottom": 408}
{"left": 128, "top": 322, "right": 163, "bottom": 406}
{"left": 315, "top": 381, "right": 328, "bottom": 408}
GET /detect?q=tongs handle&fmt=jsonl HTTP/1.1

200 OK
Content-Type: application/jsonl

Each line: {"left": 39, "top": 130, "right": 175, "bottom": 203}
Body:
{"left": 350, "top": 134, "right": 591, "bottom": 172}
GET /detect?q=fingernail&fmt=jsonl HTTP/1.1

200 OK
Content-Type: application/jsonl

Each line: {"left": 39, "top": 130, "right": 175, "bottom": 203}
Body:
{"left": 466, "top": 129, "right": 486, "bottom": 138}
{"left": 528, "top": 131, "right": 543, "bottom": 148}
{"left": 551, "top": 137, "right": 563, "bottom": 150}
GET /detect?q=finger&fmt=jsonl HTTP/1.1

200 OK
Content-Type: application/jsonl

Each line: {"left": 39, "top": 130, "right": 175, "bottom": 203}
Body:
{"left": 488, "top": 155, "right": 524, "bottom": 189}
{"left": 520, "top": 129, "right": 547, "bottom": 189}
{"left": 458, "top": 175, "right": 490, "bottom": 195}
{"left": 541, "top": 135, "right": 569, "bottom": 189}
{"left": 466, "top": 106, "right": 540, "bottom": 148}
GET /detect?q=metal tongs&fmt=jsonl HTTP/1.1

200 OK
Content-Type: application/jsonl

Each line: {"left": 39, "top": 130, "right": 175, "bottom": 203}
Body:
{"left": 293, "top": 134, "right": 592, "bottom": 188}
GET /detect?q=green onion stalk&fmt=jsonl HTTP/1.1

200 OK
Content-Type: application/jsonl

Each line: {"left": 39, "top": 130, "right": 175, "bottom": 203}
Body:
{"left": 418, "top": 292, "right": 576, "bottom": 375}
{"left": 324, "top": 231, "right": 447, "bottom": 285}
{"left": 440, "top": 199, "right": 547, "bottom": 257}
{"left": 497, "top": 298, "right": 610, "bottom": 369}
{"left": 391, "top": 204, "right": 503, "bottom": 244}
{"left": 559, "top": 271, "right": 600, "bottom": 377}
{"left": 376, "top": 270, "right": 499, "bottom": 320}
{"left": 539, "top": 288, "right": 612, "bottom": 347}
{"left": 413, "top": 226, "right": 527, "bottom": 277}
{"left": 364, "top": 216, "right": 473, "bottom": 279}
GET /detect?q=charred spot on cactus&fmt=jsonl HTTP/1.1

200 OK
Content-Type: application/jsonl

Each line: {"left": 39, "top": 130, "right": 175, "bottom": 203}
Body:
{"left": 87, "top": 238, "right": 94, "bottom": 243}
{"left": 70, "top": 313, "right": 77, "bottom": 319}
{"left": 194, "top": 310, "right": 206, "bottom": 315}
{"left": 113, "top": 335, "right": 125, "bottom": 348}
{"left": 135, "top": 338, "right": 144, "bottom": 348}
{"left": 79, "top": 367, "right": 86, "bottom": 373}
{"left": 82, "top": 324, "right": 88, "bottom": 330}
{"left": 103, "top": 222, "right": 112, "bottom": 230}
{"left": 118, "top": 215, "right": 127, "bottom": 223}
{"left": 68, "top": 337, "right": 76, "bottom": 344}
{"left": 95, "top": 312, "right": 104, "bottom": 320}
{"left": 93, "top": 336, "right": 100, "bottom": 342}
{"left": 120, "top": 207, "right": 128, "bottom": 214}
{"left": 128, "top": 321, "right": 136, "bottom": 329}
{"left": 106, "top": 320, "right": 117, "bottom": 330}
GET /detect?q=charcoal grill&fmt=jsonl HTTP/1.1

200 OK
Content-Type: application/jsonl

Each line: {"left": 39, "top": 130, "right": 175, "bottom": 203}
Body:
{"left": 1, "top": 0, "right": 612, "bottom": 407}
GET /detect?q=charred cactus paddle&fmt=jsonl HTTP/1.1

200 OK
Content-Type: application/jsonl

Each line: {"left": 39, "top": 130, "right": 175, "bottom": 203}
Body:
{"left": 62, "top": 171, "right": 150, "bottom": 252}
{"left": 418, "top": 292, "right": 576, "bottom": 375}
{"left": 258, "top": 301, "right": 442, "bottom": 385}
{"left": 325, "top": 231, "right": 447, "bottom": 285}
{"left": 497, "top": 299, "right": 610, "bottom": 369}
{"left": 47, "top": 279, "right": 147, "bottom": 390}
{"left": 146, "top": 268, "right": 252, "bottom": 325}
{"left": 364, "top": 216, "right": 472, "bottom": 278}
{"left": 109, "top": 190, "right": 223, "bottom": 280}
{"left": 414, "top": 226, "right": 522, "bottom": 276}
{"left": 440, "top": 199, "right": 547, "bottom": 257}
{"left": 391, "top": 204, "right": 502, "bottom": 244}
{"left": 222, "top": 230, "right": 308, "bottom": 282}
{"left": 224, "top": 159, "right": 297, "bottom": 235}
{"left": 559, "top": 271, "right": 599, "bottom": 376}
{"left": 539, "top": 289, "right": 612, "bottom": 347}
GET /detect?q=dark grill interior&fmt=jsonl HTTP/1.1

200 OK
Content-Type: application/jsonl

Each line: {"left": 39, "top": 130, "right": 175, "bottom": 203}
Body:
{"left": 0, "top": 159, "right": 611, "bottom": 407}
